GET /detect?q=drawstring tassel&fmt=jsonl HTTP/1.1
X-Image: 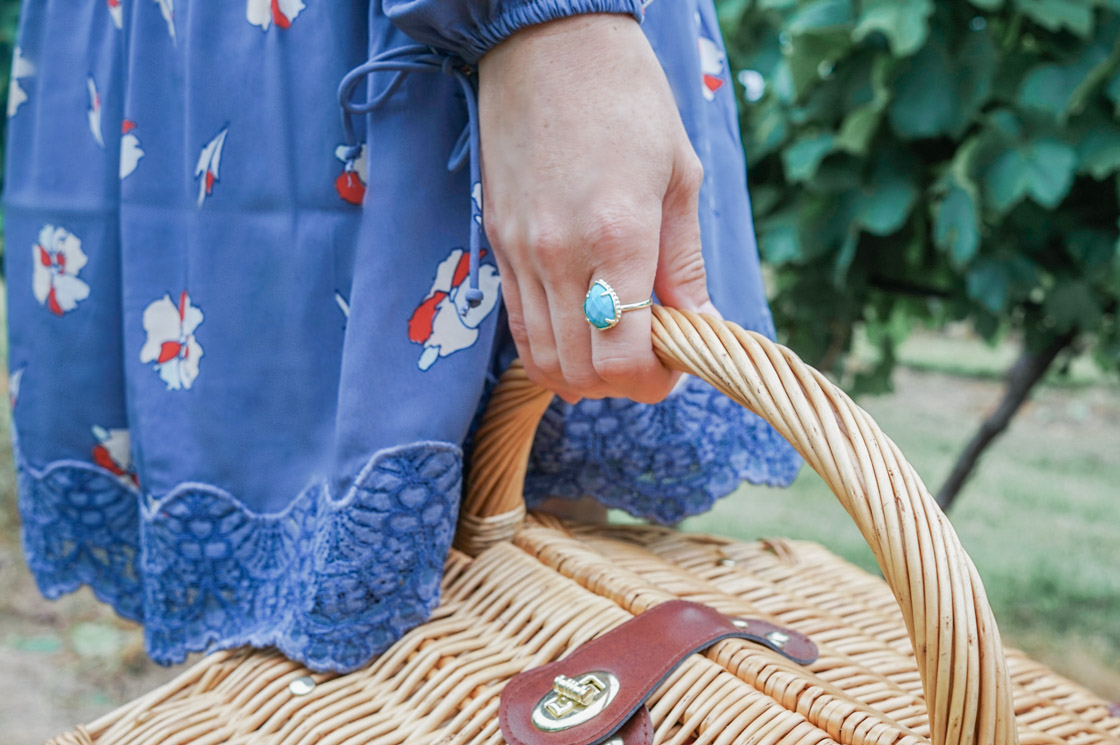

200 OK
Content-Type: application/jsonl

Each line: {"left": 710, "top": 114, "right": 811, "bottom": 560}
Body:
{"left": 339, "top": 46, "right": 486, "bottom": 312}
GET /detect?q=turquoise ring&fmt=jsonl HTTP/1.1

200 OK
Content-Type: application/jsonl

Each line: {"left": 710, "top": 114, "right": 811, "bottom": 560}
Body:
{"left": 583, "top": 279, "right": 653, "bottom": 330}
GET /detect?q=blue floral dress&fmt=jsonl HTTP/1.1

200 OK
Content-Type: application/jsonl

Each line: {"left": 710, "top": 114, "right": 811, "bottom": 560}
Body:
{"left": 3, "top": 0, "right": 800, "bottom": 673}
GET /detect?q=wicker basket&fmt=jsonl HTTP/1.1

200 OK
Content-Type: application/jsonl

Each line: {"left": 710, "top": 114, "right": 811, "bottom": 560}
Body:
{"left": 48, "top": 307, "right": 1120, "bottom": 745}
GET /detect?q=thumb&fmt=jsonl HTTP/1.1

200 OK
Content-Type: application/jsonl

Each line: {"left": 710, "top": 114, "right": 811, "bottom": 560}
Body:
{"left": 653, "top": 154, "right": 723, "bottom": 321}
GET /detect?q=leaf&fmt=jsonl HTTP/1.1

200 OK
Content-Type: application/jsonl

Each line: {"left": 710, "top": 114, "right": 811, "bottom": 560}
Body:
{"left": 1018, "top": 21, "right": 1118, "bottom": 120}
{"left": 810, "top": 154, "right": 864, "bottom": 192}
{"left": 1045, "top": 280, "right": 1101, "bottom": 332}
{"left": 935, "top": 184, "right": 982, "bottom": 266}
{"left": 782, "top": 132, "right": 835, "bottom": 181}
{"left": 1068, "top": 14, "right": 1120, "bottom": 113}
{"left": 889, "top": 27, "right": 995, "bottom": 139}
{"left": 1066, "top": 227, "right": 1119, "bottom": 271}
{"left": 787, "top": 0, "right": 854, "bottom": 35}
{"left": 1012, "top": 0, "right": 1095, "bottom": 37}
{"left": 1069, "top": 110, "right": 1120, "bottom": 179}
{"left": 852, "top": 0, "right": 933, "bottom": 57}
{"left": 934, "top": 136, "right": 983, "bottom": 267}
{"left": 716, "top": 0, "right": 753, "bottom": 26}
{"left": 983, "top": 138, "right": 1077, "bottom": 212}
{"left": 854, "top": 150, "right": 920, "bottom": 235}
{"left": 856, "top": 184, "right": 916, "bottom": 234}
{"left": 889, "top": 44, "right": 955, "bottom": 139}
{"left": 988, "top": 108, "right": 1024, "bottom": 139}
{"left": 967, "top": 260, "right": 1010, "bottom": 312}
{"left": 836, "top": 56, "right": 892, "bottom": 154}
{"left": 955, "top": 25, "right": 998, "bottom": 120}
{"left": 833, "top": 231, "right": 859, "bottom": 285}
{"left": 758, "top": 209, "right": 804, "bottom": 264}
{"left": 969, "top": 0, "right": 1004, "bottom": 7}
{"left": 748, "top": 184, "right": 783, "bottom": 218}
{"left": 1019, "top": 60, "right": 1095, "bottom": 119}
{"left": 784, "top": 31, "right": 855, "bottom": 97}
{"left": 747, "top": 96, "right": 791, "bottom": 161}
{"left": 836, "top": 105, "right": 882, "bottom": 154}
{"left": 1108, "top": 70, "right": 1120, "bottom": 116}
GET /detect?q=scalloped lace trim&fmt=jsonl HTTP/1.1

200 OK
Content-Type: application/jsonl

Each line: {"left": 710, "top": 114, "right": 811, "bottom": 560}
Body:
{"left": 16, "top": 439, "right": 462, "bottom": 673}
{"left": 16, "top": 377, "right": 799, "bottom": 671}
{"left": 524, "top": 376, "right": 802, "bottom": 523}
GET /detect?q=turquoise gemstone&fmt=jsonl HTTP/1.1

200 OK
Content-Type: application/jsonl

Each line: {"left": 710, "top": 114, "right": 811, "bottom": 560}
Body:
{"left": 584, "top": 281, "right": 618, "bottom": 329}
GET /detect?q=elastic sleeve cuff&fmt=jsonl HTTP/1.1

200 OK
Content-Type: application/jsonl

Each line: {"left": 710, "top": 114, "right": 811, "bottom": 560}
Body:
{"left": 385, "top": 0, "right": 646, "bottom": 65}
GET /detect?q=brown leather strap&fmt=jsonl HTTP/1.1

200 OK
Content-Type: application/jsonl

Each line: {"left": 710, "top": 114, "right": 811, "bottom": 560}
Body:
{"left": 605, "top": 705, "right": 652, "bottom": 745}
{"left": 500, "top": 600, "right": 817, "bottom": 745}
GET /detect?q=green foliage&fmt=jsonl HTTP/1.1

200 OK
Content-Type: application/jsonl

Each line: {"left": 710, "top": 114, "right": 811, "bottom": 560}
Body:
{"left": 722, "top": 0, "right": 1120, "bottom": 392}
{"left": 0, "top": 0, "right": 20, "bottom": 198}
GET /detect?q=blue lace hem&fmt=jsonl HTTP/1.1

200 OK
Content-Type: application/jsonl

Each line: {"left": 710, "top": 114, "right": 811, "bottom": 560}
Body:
{"left": 524, "top": 376, "right": 802, "bottom": 524}
{"left": 16, "top": 377, "right": 799, "bottom": 672}
{"left": 16, "top": 438, "right": 462, "bottom": 673}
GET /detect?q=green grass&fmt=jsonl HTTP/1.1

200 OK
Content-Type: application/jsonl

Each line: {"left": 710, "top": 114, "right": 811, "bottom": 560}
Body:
{"left": 854, "top": 324, "right": 1113, "bottom": 387}
{"left": 676, "top": 364, "right": 1120, "bottom": 699}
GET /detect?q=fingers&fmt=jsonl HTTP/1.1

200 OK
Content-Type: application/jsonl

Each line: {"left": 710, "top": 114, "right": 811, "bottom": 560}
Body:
{"left": 654, "top": 151, "right": 722, "bottom": 321}
{"left": 498, "top": 267, "right": 582, "bottom": 403}
{"left": 548, "top": 280, "right": 612, "bottom": 400}
{"left": 494, "top": 205, "right": 677, "bottom": 403}
{"left": 583, "top": 208, "right": 677, "bottom": 404}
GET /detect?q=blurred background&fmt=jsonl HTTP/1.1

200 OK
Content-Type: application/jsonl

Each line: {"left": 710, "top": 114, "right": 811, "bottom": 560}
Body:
{"left": 0, "top": 0, "right": 1118, "bottom": 742}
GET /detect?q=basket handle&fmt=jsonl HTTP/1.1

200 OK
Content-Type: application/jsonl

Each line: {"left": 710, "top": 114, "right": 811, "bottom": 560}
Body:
{"left": 456, "top": 306, "right": 1019, "bottom": 745}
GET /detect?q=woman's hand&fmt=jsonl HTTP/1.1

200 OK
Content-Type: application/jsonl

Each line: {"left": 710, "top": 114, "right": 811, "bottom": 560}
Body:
{"left": 478, "top": 13, "right": 719, "bottom": 404}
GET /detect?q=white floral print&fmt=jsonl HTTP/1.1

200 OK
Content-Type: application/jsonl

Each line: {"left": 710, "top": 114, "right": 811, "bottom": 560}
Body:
{"left": 334, "top": 143, "right": 367, "bottom": 204}
{"left": 8, "top": 367, "right": 24, "bottom": 409}
{"left": 408, "top": 248, "right": 500, "bottom": 371}
{"left": 154, "top": 0, "right": 175, "bottom": 41}
{"left": 8, "top": 47, "right": 34, "bottom": 118}
{"left": 121, "top": 120, "right": 144, "bottom": 179}
{"left": 247, "top": 0, "right": 305, "bottom": 30}
{"left": 195, "top": 126, "right": 228, "bottom": 206}
{"left": 33, "top": 225, "right": 91, "bottom": 316}
{"left": 88, "top": 77, "right": 105, "bottom": 148}
{"left": 140, "top": 292, "right": 204, "bottom": 390}
{"left": 92, "top": 425, "right": 138, "bottom": 488}
{"left": 108, "top": 0, "right": 123, "bottom": 29}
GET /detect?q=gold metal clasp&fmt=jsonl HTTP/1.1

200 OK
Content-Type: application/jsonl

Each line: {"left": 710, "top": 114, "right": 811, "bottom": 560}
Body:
{"left": 531, "top": 671, "right": 619, "bottom": 732}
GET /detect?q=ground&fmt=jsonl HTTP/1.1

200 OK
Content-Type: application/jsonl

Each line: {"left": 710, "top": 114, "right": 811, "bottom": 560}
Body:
{"left": 1, "top": 332, "right": 1117, "bottom": 744}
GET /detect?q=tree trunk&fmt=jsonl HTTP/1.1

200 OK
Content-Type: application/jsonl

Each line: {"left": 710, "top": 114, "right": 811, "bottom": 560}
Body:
{"left": 935, "top": 331, "right": 1077, "bottom": 512}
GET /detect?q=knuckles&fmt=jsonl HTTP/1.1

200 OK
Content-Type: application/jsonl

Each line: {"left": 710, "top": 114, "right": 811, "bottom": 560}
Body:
{"left": 678, "top": 153, "right": 704, "bottom": 196}
{"left": 523, "top": 365, "right": 554, "bottom": 391}
{"left": 592, "top": 352, "right": 674, "bottom": 404}
{"left": 534, "top": 354, "right": 563, "bottom": 382}
{"left": 526, "top": 221, "right": 572, "bottom": 274}
{"left": 672, "top": 248, "right": 709, "bottom": 292}
{"left": 561, "top": 370, "right": 605, "bottom": 395}
{"left": 505, "top": 311, "right": 531, "bottom": 348}
{"left": 591, "top": 353, "right": 645, "bottom": 389}
{"left": 581, "top": 205, "right": 656, "bottom": 253}
{"left": 484, "top": 201, "right": 659, "bottom": 274}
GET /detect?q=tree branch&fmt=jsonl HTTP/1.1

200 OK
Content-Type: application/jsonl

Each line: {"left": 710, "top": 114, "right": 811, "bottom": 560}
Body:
{"left": 935, "top": 330, "right": 1077, "bottom": 511}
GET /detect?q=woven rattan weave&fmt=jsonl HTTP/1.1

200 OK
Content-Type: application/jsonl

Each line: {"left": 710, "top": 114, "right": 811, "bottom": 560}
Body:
{"left": 48, "top": 308, "right": 1120, "bottom": 745}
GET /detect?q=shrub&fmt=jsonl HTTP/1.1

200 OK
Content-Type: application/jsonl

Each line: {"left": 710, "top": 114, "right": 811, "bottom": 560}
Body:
{"left": 721, "top": 0, "right": 1120, "bottom": 393}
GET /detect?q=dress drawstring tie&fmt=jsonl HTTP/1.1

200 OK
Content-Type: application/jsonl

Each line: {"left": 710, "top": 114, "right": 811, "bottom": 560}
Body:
{"left": 338, "top": 45, "right": 486, "bottom": 312}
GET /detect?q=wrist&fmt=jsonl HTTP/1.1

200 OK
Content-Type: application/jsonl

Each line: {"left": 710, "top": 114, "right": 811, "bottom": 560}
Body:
{"left": 480, "top": 13, "right": 644, "bottom": 80}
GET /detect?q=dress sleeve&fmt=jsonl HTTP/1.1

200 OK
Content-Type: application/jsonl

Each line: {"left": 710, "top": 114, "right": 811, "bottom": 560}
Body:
{"left": 382, "top": 0, "right": 646, "bottom": 64}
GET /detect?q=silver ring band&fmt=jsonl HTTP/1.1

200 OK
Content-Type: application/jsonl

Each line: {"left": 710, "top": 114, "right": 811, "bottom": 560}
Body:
{"left": 583, "top": 279, "right": 653, "bottom": 331}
